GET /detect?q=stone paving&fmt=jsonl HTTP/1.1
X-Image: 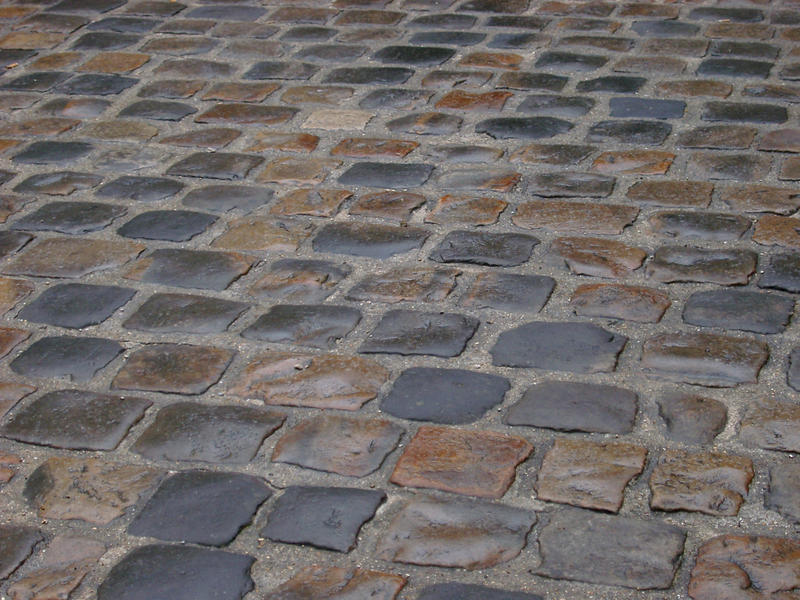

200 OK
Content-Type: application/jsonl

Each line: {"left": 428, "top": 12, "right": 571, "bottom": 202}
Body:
{"left": 1, "top": 0, "right": 800, "bottom": 597}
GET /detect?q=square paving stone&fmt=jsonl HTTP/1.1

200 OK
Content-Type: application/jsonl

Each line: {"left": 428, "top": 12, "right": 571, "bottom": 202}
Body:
{"left": 360, "top": 310, "right": 478, "bottom": 357}
{"left": 12, "top": 141, "right": 93, "bottom": 165}
{"left": 418, "top": 584, "right": 542, "bottom": 600}
{"left": 391, "top": 425, "right": 532, "bottom": 498}
{"left": 381, "top": 367, "right": 509, "bottom": 424}
{"left": 96, "top": 176, "right": 184, "bottom": 202}
{"left": 12, "top": 201, "right": 125, "bottom": 234}
{"left": 0, "top": 525, "right": 42, "bottom": 580}
{"left": 113, "top": 343, "right": 233, "bottom": 395}
{"left": 3, "top": 238, "right": 144, "bottom": 279}
{"left": 1, "top": 390, "right": 150, "bottom": 450}
{"left": 166, "top": 152, "right": 264, "bottom": 181}
{"left": 128, "top": 470, "right": 271, "bottom": 546}
{"left": 10, "top": 336, "right": 123, "bottom": 382}
{"left": 377, "top": 496, "right": 534, "bottom": 569}
{"left": 231, "top": 352, "right": 388, "bottom": 410}
{"left": 658, "top": 394, "right": 727, "bottom": 445}
{"left": 505, "top": 380, "right": 638, "bottom": 434}
{"left": 269, "top": 566, "right": 406, "bottom": 600}
{"left": 313, "top": 223, "right": 429, "bottom": 259}
{"left": 251, "top": 259, "right": 350, "bottom": 303}
{"left": 683, "top": 289, "right": 794, "bottom": 334}
{"left": 536, "top": 438, "right": 647, "bottom": 512}
{"left": 649, "top": 449, "right": 753, "bottom": 516}
{"left": 242, "top": 305, "right": 361, "bottom": 349}
{"left": 123, "top": 293, "right": 248, "bottom": 334}
{"left": 182, "top": 185, "right": 273, "bottom": 213}
{"left": 535, "top": 510, "right": 685, "bottom": 590}
{"left": 117, "top": 210, "right": 217, "bottom": 242}
{"left": 262, "top": 486, "right": 385, "bottom": 552}
{"left": 97, "top": 544, "right": 254, "bottom": 600}
{"left": 460, "top": 272, "right": 554, "bottom": 312}
{"left": 346, "top": 267, "right": 459, "bottom": 304}
{"left": 23, "top": 457, "right": 159, "bottom": 525}
{"left": 131, "top": 402, "right": 285, "bottom": 464}
{"left": 338, "top": 162, "right": 434, "bottom": 188}
{"left": 273, "top": 415, "right": 403, "bottom": 477}
{"left": 19, "top": 283, "right": 135, "bottom": 329}
{"left": 492, "top": 321, "right": 626, "bottom": 372}
{"left": 54, "top": 74, "right": 138, "bottom": 95}
{"left": 125, "top": 249, "right": 253, "bottom": 290}
{"left": 429, "top": 230, "right": 539, "bottom": 266}
{"left": 641, "top": 332, "right": 769, "bottom": 387}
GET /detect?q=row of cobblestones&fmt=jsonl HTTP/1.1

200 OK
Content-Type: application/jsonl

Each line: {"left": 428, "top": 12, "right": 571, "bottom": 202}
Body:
{"left": 1, "top": 0, "right": 800, "bottom": 598}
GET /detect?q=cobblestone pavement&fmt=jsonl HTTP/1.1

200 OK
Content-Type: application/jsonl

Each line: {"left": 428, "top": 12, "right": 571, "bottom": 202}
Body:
{"left": 1, "top": 0, "right": 800, "bottom": 598}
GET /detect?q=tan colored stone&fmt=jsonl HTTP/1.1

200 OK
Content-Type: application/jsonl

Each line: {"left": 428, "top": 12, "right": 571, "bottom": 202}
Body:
{"left": 650, "top": 449, "right": 753, "bottom": 516}
{"left": 551, "top": 237, "right": 646, "bottom": 278}
{"left": 0, "top": 32, "right": 63, "bottom": 49}
{"left": 435, "top": 90, "right": 513, "bottom": 111}
{"left": 78, "top": 52, "right": 150, "bottom": 73}
{"left": 230, "top": 352, "right": 389, "bottom": 410}
{"left": 212, "top": 217, "right": 314, "bottom": 252}
{"left": 281, "top": 86, "right": 354, "bottom": 105}
{"left": 0, "top": 196, "right": 32, "bottom": 224}
{"left": 514, "top": 201, "right": 638, "bottom": 235}
{"left": 781, "top": 156, "right": 800, "bottom": 180}
{"left": 615, "top": 56, "right": 685, "bottom": 74}
{"left": 571, "top": 283, "right": 670, "bottom": 323}
{"left": 391, "top": 426, "right": 532, "bottom": 498}
{"left": 302, "top": 109, "right": 373, "bottom": 130}
{"left": 257, "top": 157, "right": 340, "bottom": 185}
{"left": 720, "top": 185, "right": 800, "bottom": 214}
{"left": 245, "top": 132, "right": 319, "bottom": 153}
{"left": 4, "top": 239, "right": 144, "bottom": 279}
{"left": 0, "top": 381, "right": 35, "bottom": 418}
{"left": 269, "top": 566, "right": 405, "bottom": 600}
{"left": 0, "top": 277, "right": 33, "bottom": 315}
{"left": 271, "top": 188, "right": 352, "bottom": 217}
{"left": 330, "top": 138, "right": 418, "bottom": 159}
{"left": 427, "top": 194, "right": 507, "bottom": 226}
{"left": 0, "top": 327, "right": 28, "bottom": 359}
{"left": 349, "top": 191, "right": 426, "bottom": 221}
{"left": 25, "top": 457, "right": 160, "bottom": 525}
{"left": 740, "top": 399, "right": 800, "bottom": 453}
{"left": 82, "top": 120, "right": 159, "bottom": 141}
{"left": 201, "top": 81, "right": 279, "bottom": 102}
{"left": 754, "top": 215, "right": 800, "bottom": 248}
{"left": 627, "top": 180, "right": 713, "bottom": 207}
{"left": 591, "top": 151, "right": 675, "bottom": 175}
{"left": 656, "top": 79, "right": 733, "bottom": 98}
{"left": 706, "top": 23, "right": 773, "bottom": 39}
{"left": 758, "top": 128, "right": 800, "bottom": 153}
{"left": 460, "top": 52, "right": 521, "bottom": 70}
{"left": 0, "top": 139, "right": 21, "bottom": 154}
{"left": 29, "top": 52, "right": 81, "bottom": 70}
{"left": 159, "top": 128, "right": 240, "bottom": 149}
{"left": 536, "top": 438, "right": 647, "bottom": 512}
{"left": 0, "top": 118, "right": 79, "bottom": 137}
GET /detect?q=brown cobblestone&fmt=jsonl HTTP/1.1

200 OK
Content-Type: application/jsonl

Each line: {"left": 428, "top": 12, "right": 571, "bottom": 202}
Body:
{"left": 551, "top": 237, "right": 646, "bottom": 278}
{"left": 514, "top": 200, "right": 638, "bottom": 235}
{"left": 271, "top": 189, "right": 352, "bottom": 218}
{"left": 346, "top": 267, "right": 459, "bottom": 303}
{"left": 571, "top": 283, "right": 670, "bottom": 323}
{"left": 427, "top": 194, "right": 507, "bottom": 225}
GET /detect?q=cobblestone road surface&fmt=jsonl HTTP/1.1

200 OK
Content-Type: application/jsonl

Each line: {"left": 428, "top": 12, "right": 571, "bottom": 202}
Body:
{"left": 0, "top": 0, "right": 799, "bottom": 598}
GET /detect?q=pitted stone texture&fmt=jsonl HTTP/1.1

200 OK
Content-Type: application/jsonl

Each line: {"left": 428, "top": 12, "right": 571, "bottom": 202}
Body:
{"left": 97, "top": 545, "right": 254, "bottom": 600}
{"left": 492, "top": 322, "right": 627, "bottom": 372}
{"left": 377, "top": 496, "right": 534, "bottom": 569}
{"left": 759, "top": 252, "right": 800, "bottom": 293}
{"left": 24, "top": 457, "right": 160, "bottom": 524}
{"left": 4, "top": 239, "right": 143, "bottom": 279}
{"left": 126, "top": 249, "right": 253, "bottom": 290}
{"left": 359, "top": 310, "right": 478, "bottom": 357}
{"left": 273, "top": 415, "right": 403, "bottom": 477}
{"left": 269, "top": 567, "right": 406, "bottom": 600}
{"left": 251, "top": 259, "right": 349, "bottom": 303}
{"left": 271, "top": 189, "right": 351, "bottom": 218}
{"left": 536, "top": 438, "right": 647, "bottom": 512}
{"left": 647, "top": 247, "right": 757, "bottom": 285}
{"left": 641, "top": 332, "right": 768, "bottom": 387}
{"left": 262, "top": 486, "right": 385, "bottom": 552}
{"left": 754, "top": 215, "right": 800, "bottom": 249}
{"left": 688, "top": 535, "right": 800, "bottom": 600}
{"left": 349, "top": 191, "right": 426, "bottom": 221}
{"left": 128, "top": 470, "right": 270, "bottom": 546}
{"left": 11, "top": 336, "right": 122, "bottom": 382}
{"left": 231, "top": 352, "right": 388, "bottom": 410}
{"left": 382, "top": 367, "right": 509, "bottom": 424}
{"left": 627, "top": 180, "right": 713, "bottom": 208}
{"left": 313, "top": 223, "right": 429, "bottom": 258}
{"left": 346, "top": 268, "right": 459, "bottom": 304}
{"left": 551, "top": 237, "right": 646, "bottom": 278}
{"left": 0, "top": 525, "right": 41, "bottom": 581}
{"left": 1, "top": 390, "right": 150, "bottom": 451}
{"left": 19, "top": 283, "right": 135, "bottom": 329}
{"left": 391, "top": 425, "right": 532, "bottom": 498}
{"left": 426, "top": 196, "right": 507, "bottom": 226}
{"left": 124, "top": 293, "right": 247, "bottom": 334}
{"left": 536, "top": 510, "right": 685, "bottom": 590}
{"left": 506, "top": 381, "right": 637, "bottom": 434}
{"left": 430, "top": 230, "right": 538, "bottom": 266}
{"left": 418, "top": 584, "right": 542, "bottom": 600}
{"left": 132, "top": 402, "right": 284, "bottom": 464}
{"left": 212, "top": 218, "right": 313, "bottom": 253}
{"left": 650, "top": 450, "right": 753, "bottom": 516}
{"left": 649, "top": 211, "right": 751, "bottom": 241}
{"left": 658, "top": 395, "right": 728, "bottom": 445}
{"left": 6, "top": 535, "right": 106, "bottom": 600}
{"left": 766, "top": 464, "right": 800, "bottom": 524}
{"left": 460, "top": 272, "right": 554, "bottom": 313}
{"left": 683, "top": 290, "right": 793, "bottom": 334}
{"left": 113, "top": 344, "right": 233, "bottom": 395}
{"left": 740, "top": 400, "right": 800, "bottom": 453}
{"left": 242, "top": 305, "right": 361, "bottom": 349}
{"left": 513, "top": 201, "right": 636, "bottom": 235}
{"left": 571, "top": 283, "right": 669, "bottom": 323}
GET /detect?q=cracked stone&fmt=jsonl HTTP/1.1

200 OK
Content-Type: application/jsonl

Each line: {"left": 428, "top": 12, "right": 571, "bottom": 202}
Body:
{"left": 231, "top": 352, "right": 388, "bottom": 410}
{"left": 641, "top": 332, "right": 769, "bottom": 387}
{"left": 269, "top": 566, "right": 405, "bottom": 600}
{"left": 112, "top": 344, "right": 233, "bottom": 395}
{"left": 251, "top": 259, "right": 349, "bottom": 303}
{"left": 551, "top": 237, "right": 646, "bottom": 278}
